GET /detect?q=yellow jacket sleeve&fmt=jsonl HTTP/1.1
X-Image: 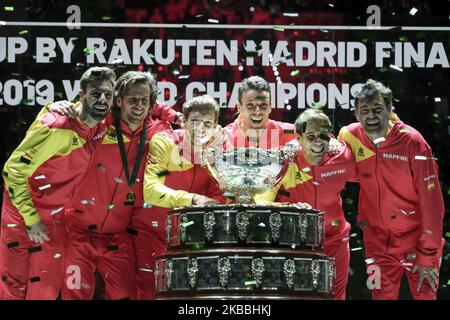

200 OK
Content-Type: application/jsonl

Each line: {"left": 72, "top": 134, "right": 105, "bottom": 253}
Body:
{"left": 3, "top": 115, "right": 85, "bottom": 226}
{"left": 143, "top": 133, "right": 195, "bottom": 208}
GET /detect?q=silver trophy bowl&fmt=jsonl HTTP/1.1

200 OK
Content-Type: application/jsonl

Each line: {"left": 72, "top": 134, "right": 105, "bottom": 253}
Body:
{"left": 204, "top": 147, "right": 293, "bottom": 204}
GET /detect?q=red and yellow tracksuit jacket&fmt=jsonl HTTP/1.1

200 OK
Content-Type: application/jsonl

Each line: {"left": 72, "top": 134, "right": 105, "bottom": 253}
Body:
{"left": 140, "top": 129, "right": 226, "bottom": 233}
{"left": 2, "top": 110, "right": 107, "bottom": 227}
{"left": 65, "top": 112, "right": 172, "bottom": 234}
{"left": 135, "top": 129, "right": 225, "bottom": 299}
{"left": 255, "top": 143, "right": 358, "bottom": 239}
{"left": 254, "top": 143, "right": 357, "bottom": 299}
{"left": 224, "top": 117, "right": 296, "bottom": 149}
{"left": 338, "top": 114, "right": 445, "bottom": 267}
{"left": 0, "top": 109, "right": 107, "bottom": 299}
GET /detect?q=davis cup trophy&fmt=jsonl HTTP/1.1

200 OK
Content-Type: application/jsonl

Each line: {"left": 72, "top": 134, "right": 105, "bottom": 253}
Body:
{"left": 155, "top": 147, "right": 336, "bottom": 299}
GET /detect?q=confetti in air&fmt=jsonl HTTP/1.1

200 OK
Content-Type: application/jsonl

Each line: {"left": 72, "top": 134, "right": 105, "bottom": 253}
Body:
{"left": 181, "top": 221, "right": 194, "bottom": 228}
{"left": 38, "top": 184, "right": 51, "bottom": 191}
{"left": 373, "top": 137, "right": 385, "bottom": 145}
{"left": 273, "top": 26, "right": 285, "bottom": 32}
{"left": 409, "top": 7, "right": 418, "bottom": 16}
{"left": 365, "top": 258, "right": 376, "bottom": 264}
{"left": 390, "top": 64, "right": 403, "bottom": 72}
{"left": 51, "top": 207, "right": 64, "bottom": 215}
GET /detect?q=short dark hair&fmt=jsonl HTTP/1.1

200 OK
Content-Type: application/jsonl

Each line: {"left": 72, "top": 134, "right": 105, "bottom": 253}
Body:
{"left": 114, "top": 71, "right": 157, "bottom": 107}
{"left": 354, "top": 79, "right": 393, "bottom": 111}
{"left": 238, "top": 76, "right": 271, "bottom": 103}
{"left": 80, "top": 67, "right": 115, "bottom": 93}
{"left": 295, "top": 109, "right": 332, "bottom": 135}
{"left": 183, "top": 95, "right": 220, "bottom": 122}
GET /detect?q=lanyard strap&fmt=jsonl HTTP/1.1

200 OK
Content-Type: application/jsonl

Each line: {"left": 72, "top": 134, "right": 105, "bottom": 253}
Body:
{"left": 114, "top": 108, "right": 147, "bottom": 189}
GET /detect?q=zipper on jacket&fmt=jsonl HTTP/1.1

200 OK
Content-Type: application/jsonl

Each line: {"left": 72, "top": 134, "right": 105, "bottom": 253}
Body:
{"left": 374, "top": 146, "right": 390, "bottom": 251}
{"left": 101, "top": 131, "right": 137, "bottom": 232}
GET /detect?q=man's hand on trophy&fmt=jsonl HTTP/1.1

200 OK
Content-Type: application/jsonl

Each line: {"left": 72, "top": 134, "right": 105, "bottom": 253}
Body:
{"left": 192, "top": 194, "right": 219, "bottom": 206}
{"left": 205, "top": 125, "right": 227, "bottom": 149}
{"left": 47, "top": 100, "right": 78, "bottom": 118}
{"left": 295, "top": 202, "right": 313, "bottom": 210}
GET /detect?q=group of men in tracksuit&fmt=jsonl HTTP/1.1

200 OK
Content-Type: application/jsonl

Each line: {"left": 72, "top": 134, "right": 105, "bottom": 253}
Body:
{"left": 0, "top": 71, "right": 445, "bottom": 300}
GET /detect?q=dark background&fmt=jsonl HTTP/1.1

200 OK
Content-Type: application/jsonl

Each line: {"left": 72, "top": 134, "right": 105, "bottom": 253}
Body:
{"left": 0, "top": 0, "right": 449, "bottom": 299}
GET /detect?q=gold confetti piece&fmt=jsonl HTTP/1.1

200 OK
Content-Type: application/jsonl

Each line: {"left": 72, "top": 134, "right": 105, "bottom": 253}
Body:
{"left": 105, "top": 204, "right": 115, "bottom": 209}
{"left": 101, "top": 16, "right": 111, "bottom": 21}
{"left": 427, "top": 182, "right": 435, "bottom": 190}
{"left": 4, "top": 6, "right": 14, "bottom": 11}
{"left": 19, "top": 30, "right": 28, "bottom": 35}
{"left": 273, "top": 26, "right": 284, "bottom": 32}
{"left": 38, "top": 184, "right": 51, "bottom": 191}
{"left": 290, "top": 70, "right": 300, "bottom": 76}
{"left": 51, "top": 207, "right": 64, "bottom": 215}
{"left": 301, "top": 167, "right": 311, "bottom": 172}
{"left": 181, "top": 221, "right": 194, "bottom": 228}
{"left": 7, "top": 224, "right": 18, "bottom": 228}
{"left": 331, "top": 220, "right": 341, "bottom": 227}
{"left": 399, "top": 129, "right": 410, "bottom": 133}
{"left": 351, "top": 247, "right": 362, "bottom": 251}
{"left": 53, "top": 253, "right": 62, "bottom": 259}
{"left": 245, "top": 280, "right": 257, "bottom": 285}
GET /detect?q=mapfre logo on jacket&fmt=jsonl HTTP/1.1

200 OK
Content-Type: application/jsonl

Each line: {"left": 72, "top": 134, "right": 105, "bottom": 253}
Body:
{"left": 321, "top": 169, "right": 347, "bottom": 178}
{"left": 382, "top": 153, "right": 408, "bottom": 162}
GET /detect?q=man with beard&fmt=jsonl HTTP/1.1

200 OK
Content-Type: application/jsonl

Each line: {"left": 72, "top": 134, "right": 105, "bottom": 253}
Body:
{"left": 0, "top": 67, "right": 115, "bottom": 299}
{"left": 338, "top": 79, "right": 445, "bottom": 299}
{"left": 255, "top": 109, "right": 357, "bottom": 300}
{"left": 140, "top": 95, "right": 226, "bottom": 299}
{"left": 60, "top": 71, "right": 176, "bottom": 300}
{"left": 224, "top": 76, "right": 297, "bottom": 149}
